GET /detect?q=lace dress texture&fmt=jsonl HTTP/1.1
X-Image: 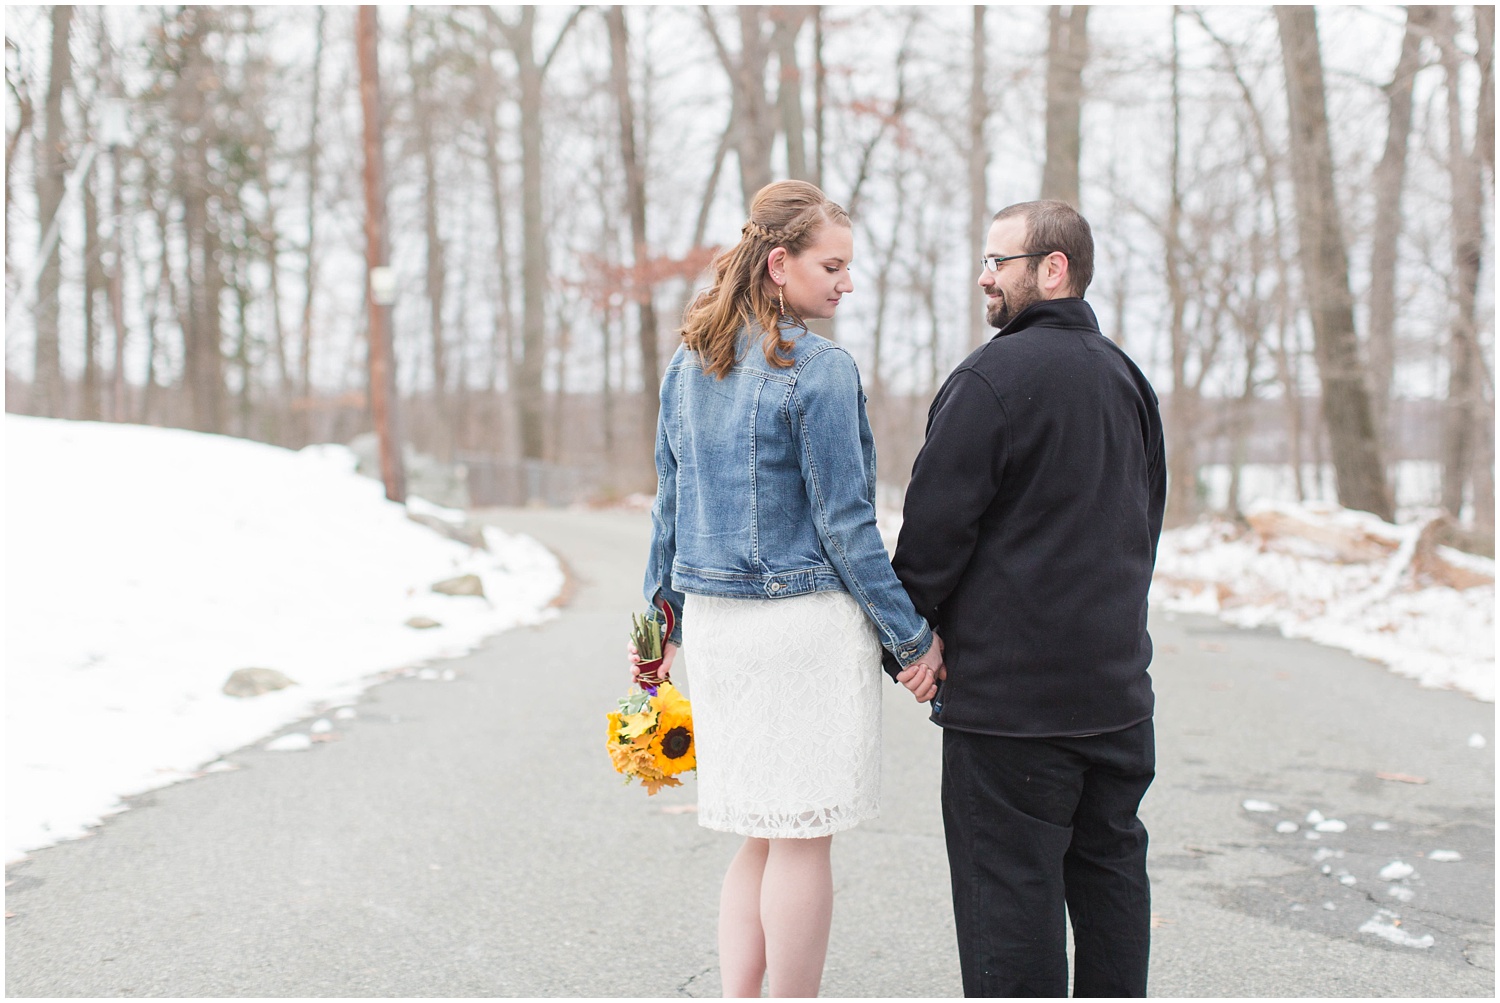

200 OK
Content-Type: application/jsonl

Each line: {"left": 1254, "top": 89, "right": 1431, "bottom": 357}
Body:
{"left": 682, "top": 589, "right": 883, "bottom": 838}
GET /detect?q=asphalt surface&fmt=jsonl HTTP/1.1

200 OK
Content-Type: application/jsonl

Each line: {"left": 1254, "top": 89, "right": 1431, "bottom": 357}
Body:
{"left": 5, "top": 507, "right": 1494, "bottom": 997}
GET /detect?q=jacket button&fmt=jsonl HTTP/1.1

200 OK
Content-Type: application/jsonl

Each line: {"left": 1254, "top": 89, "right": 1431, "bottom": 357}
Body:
{"left": 769, "top": 582, "right": 784, "bottom": 592}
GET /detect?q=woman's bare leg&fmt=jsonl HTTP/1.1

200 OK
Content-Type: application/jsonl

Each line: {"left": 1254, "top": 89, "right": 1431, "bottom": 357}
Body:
{"left": 761, "top": 835, "right": 834, "bottom": 998}
{"left": 720, "top": 837, "right": 770, "bottom": 997}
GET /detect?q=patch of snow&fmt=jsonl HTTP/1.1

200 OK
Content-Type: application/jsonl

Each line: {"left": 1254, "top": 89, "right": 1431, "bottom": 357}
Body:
{"left": 1151, "top": 502, "right": 1493, "bottom": 701}
{"left": 310, "top": 719, "right": 333, "bottom": 735}
{"left": 1315, "top": 819, "right": 1348, "bottom": 833}
{"left": 1468, "top": 733, "right": 1487, "bottom": 749}
{"left": 1322, "top": 902, "right": 1337, "bottom": 911}
{"left": 334, "top": 707, "right": 357, "bottom": 721}
{"left": 1306, "top": 809, "right": 1326, "bottom": 824}
{"left": 1427, "top": 850, "right": 1462, "bottom": 863}
{"left": 1242, "top": 798, "right": 1278, "bottom": 812}
{"left": 1379, "top": 861, "right": 1415, "bottom": 881}
{"left": 1275, "top": 821, "right": 1299, "bottom": 834}
{"left": 5, "top": 416, "right": 564, "bottom": 862}
{"left": 1388, "top": 886, "right": 1415, "bottom": 903}
{"left": 264, "top": 733, "right": 313, "bottom": 752}
{"left": 1371, "top": 821, "right": 1393, "bottom": 832}
{"left": 1359, "top": 909, "right": 1434, "bottom": 949}
{"left": 1338, "top": 873, "right": 1357, "bottom": 886}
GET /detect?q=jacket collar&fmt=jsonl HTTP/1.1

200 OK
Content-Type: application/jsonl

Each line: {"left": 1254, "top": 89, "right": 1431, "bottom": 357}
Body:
{"left": 995, "top": 297, "right": 1100, "bottom": 338}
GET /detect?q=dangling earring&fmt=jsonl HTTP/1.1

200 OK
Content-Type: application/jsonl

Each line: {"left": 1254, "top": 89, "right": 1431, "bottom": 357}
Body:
{"left": 778, "top": 286, "right": 786, "bottom": 316}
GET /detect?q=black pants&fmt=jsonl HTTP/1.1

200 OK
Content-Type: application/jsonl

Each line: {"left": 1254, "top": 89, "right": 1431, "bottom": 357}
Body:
{"left": 942, "top": 719, "right": 1154, "bottom": 998}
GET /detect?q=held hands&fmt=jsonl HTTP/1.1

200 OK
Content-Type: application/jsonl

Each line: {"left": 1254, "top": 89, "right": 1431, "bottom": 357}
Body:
{"left": 896, "top": 632, "right": 946, "bottom": 704}
{"left": 627, "top": 639, "right": 679, "bottom": 683}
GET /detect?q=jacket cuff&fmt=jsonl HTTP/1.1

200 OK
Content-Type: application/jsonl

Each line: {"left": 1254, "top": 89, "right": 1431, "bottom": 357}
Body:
{"left": 889, "top": 623, "right": 934, "bottom": 670}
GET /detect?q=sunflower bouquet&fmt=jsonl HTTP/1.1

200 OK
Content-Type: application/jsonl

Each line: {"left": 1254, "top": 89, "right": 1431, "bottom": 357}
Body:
{"left": 606, "top": 680, "right": 696, "bottom": 795}
{"left": 607, "top": 599, "right": 695, "bottom": 794}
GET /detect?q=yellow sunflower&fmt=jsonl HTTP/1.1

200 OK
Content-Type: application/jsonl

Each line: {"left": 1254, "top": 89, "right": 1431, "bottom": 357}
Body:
{"left": 648, "top": 702, "right": 696, "bottom": 776}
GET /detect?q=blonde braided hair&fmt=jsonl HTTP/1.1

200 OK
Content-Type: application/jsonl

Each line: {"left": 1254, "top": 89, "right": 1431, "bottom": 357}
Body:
{"left": 682, "top": 181, "right": 851, "bottom": 380}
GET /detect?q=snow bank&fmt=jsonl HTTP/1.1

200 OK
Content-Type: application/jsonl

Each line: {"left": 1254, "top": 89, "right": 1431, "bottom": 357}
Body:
{"left": 5, "top": 415, "right": 564, "bottom": 863}
{"left": 1151, "top": 500, "right": 1494, "bottom": 702}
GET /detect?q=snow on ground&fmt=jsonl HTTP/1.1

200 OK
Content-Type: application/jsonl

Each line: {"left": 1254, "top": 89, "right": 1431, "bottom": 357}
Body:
{"left": 5, "top": 415, "right": 564, "bottom": 863}
{"left": 1151, "top": 500, "right": 1494, "bottom": 702}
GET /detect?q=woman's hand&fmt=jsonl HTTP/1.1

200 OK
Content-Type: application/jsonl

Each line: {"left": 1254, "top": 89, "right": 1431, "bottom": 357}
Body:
{"left": 896, "top": 661, "right": 938, "bottom": 703}
{"left": 627, "top": 640, "right": 679, "bottom": 682}
{"left": 895, "top": 632, "right": 945, "bottom": 703}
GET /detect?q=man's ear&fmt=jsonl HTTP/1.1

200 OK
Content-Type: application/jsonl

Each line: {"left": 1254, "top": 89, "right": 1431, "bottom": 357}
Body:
{"left": 1041, "top": 251, "right": 1071, "bottom": 297}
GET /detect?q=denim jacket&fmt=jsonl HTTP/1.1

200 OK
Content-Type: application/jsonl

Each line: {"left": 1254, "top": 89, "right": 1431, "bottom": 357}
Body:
{"left": 643, "top": 324, "right": 935, "bottom": 670}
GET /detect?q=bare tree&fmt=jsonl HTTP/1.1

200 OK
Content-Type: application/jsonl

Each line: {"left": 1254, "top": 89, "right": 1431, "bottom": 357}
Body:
{"left": 1436, "top": 6, "right": 1485, "bottom": 519}
{"left": 298, "top": 5, "right": 325, "bottom": 436}
{"left": 702, "top": 6, "right": 780, "bottom": 209}
{"left": 1275, "top": 5, "right": 1393, "bottom": 521}
{"left": 1367, "top": 6, "right": 1433, "bottom": 431}
{"left": 1040, "top": 5, "right": 1088, "bottom": 207}
{"left": 407, "top": 10, "right": 449, "bottom": 411}
{"left": 1164, "top": 9, "right": 1197, "bottom": 526}
{"left": 357, "top": 4, "right": 406, "bottom": 502}
{"left": 6, "top": 37, "right": 36, "bottom": 298}
{"left": 968, "top": 6, "right": 990, "bottom": 349}
{"left": 489, "top": 5, "right": 583, "bottom": 467}
{"left": 772, "top": 6, "right": 809, "bottom": 181}
{"left": 606, "top": 6, "right": 662, "bottom": 461}
{"left": 33, "top": 4, "right": 72, "bottom": 417}
{"left": 171, "top": 8, "right": 228, "bottom": 434}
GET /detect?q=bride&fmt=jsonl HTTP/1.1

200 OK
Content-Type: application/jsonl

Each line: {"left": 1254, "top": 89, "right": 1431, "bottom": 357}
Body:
{"left": 632, "top": 179, "right": 943, "bottom": 997}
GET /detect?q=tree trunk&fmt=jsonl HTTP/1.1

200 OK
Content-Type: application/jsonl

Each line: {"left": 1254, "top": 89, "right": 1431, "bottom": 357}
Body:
{"left": 1040, "top": 5, "right": 1088, "bottom": 207}
{"left": 515, "top": 24, "right": 548, "bottom": 463}
{"left": 491, "top": 6, "right": 582, "bottom": 469}
{"left": 772, "top": 7, "right": 808, "bottom": 181}
{"left": 607, "top": 5, "right": 662, "bottom": 468}
{"left": 1476, "top": 5, "right": 1495, "bottom": 182}
{"left": 1437, "top": 7, "right": 1484, "bottom": 519}
{"left": 1164, "top": 11, "right": 1197, "bottom": 527}
{"left": 7, "top": 40, "right": 35, "bottom": 305}
{"left": 357, "top": 4, "right": 407, "bottom": 503}
{"left": 299, "top": 5, "right": 325, "bottom": 439}
{"left": 408, "top": 14, "right": 448, "bottom": 406}
{"left": 968, "top": 6, "right": 990, "bottom": 350}
{"left": 1366, "top": 6, "right": 1431, "bottom": 435}
{"left": 812, "top": 7, "right": 825, "bottom": 188}
{"left": 34, "top": 4, "right": 72, "bottom": 417}
{"left": 1275, "top": 6, "right": 1393, "bottom": 520}
{"left": 82, "top": 144, "right": 103, "bottom": 420}
{"left": 703, "top": 7, "right": 777, "bottom": 210}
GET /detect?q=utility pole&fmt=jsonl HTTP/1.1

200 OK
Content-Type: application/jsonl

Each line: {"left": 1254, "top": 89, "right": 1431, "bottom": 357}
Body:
{"left": 357, "top": 5, "right": 406, "bottom": 503}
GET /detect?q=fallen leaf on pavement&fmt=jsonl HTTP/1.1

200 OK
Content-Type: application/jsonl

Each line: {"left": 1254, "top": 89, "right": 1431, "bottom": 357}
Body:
{"left": 1375, "top": 772, "right": 1427, "bottom": 785}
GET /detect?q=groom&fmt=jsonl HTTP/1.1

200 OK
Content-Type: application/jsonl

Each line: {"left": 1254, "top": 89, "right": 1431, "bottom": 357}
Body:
{"left": 892, "top": 201, "right": 1165, "bottom": 997}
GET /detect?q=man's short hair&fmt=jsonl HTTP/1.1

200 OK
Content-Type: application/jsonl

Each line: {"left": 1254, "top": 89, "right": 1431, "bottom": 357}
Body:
{"left": 993, "top": 200, "right": 1094, "bottom": 298}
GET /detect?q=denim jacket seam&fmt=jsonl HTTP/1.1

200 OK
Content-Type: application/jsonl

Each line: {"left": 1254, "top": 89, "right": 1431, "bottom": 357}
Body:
{"left": 790, "top": 361, "right": 898, "bottom": 649}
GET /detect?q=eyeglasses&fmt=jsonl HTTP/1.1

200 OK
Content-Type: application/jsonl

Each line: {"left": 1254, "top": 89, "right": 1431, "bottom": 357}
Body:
{"left": 979, "top": 251, "right": 1056, "bottom": 274}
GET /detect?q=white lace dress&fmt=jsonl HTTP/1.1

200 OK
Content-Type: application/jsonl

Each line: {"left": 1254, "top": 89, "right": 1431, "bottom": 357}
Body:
{"left": 682, "top": 589, "right": 883, "bottom": 838}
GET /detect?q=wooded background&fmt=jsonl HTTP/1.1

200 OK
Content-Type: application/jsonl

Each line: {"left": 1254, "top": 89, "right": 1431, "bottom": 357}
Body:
{"left": 4, "top": 5, "right": 1493, "bottom": 538}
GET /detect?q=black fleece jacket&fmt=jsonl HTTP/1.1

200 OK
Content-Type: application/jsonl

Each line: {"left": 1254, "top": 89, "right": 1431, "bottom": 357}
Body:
{"left": 888, "top": 297, "right": 1165, "bottom": 737}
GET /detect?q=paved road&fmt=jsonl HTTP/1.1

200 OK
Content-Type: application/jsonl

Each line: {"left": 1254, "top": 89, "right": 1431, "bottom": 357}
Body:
{"left": 6, "top": 508, "right": 1493, "bottom": 997}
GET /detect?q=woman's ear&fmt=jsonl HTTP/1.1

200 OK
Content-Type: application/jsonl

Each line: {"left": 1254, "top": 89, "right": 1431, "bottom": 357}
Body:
{"left": 766, "top": 247, "right": 787, "bottom": 285}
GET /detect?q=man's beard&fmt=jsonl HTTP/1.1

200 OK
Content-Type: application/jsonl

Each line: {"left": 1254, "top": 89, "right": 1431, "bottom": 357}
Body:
{"left": 986, "top": 271, "right": 1042, "bottom": 329}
